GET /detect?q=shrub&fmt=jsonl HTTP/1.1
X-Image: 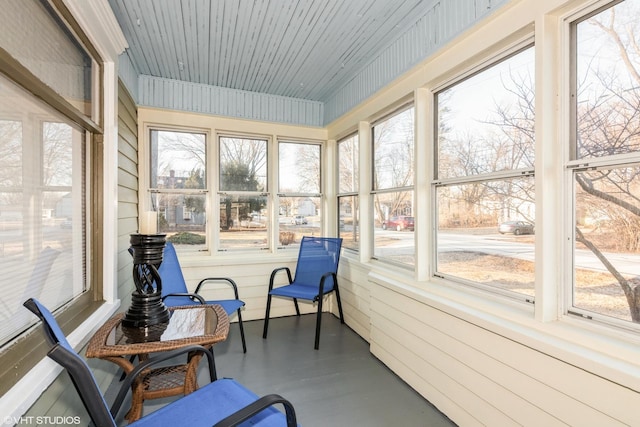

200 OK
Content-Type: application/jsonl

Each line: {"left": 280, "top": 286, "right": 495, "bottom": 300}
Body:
{"left": 167, "top": 232, "right": 206, "bottom": 245}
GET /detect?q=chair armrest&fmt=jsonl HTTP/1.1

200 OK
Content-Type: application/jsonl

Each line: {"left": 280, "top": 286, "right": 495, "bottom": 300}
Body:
{"left": 213, "top": 393, "right": 297, "bottom": 427}
{"left": 110, "top": 345, "right": 215, "bottom": 418}
{"left": 195, "top": 277, "right": 240, "bottom": 300}
{"left": 268, "top": 267, "right": 292, "bottom": 291}
{"left": 162, "top": 292, "right": 207, "bottom": 304}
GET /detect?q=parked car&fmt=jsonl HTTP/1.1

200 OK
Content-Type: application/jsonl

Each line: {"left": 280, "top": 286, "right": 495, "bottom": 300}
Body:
{"left": 499, "top": 220, "right": 534, "bottom": 235}
{"left": 291, "top": 215, "right": 308, "bottom": 225}
{"left": 382, "top": 215, "right": 414, "bottom": 231}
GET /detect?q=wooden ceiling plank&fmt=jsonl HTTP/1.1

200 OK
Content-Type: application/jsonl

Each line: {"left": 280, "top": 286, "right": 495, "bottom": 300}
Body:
{"left": 156, "top": 0, "right": 183, "bottom": 81}
{"left": 134, "top": 0, "right": 173, "bottom": 78}
{"left": 247, "top": 1, "right": 296, "bottom": 94}
{"left": 313, "top": 0, "right": 429, "bottom": 100}
{"left": 110, "top": 0, "right": 446, "bottom": 103}
{"left": 272, "top": 0, "right": 333, "bottom": 98}
{"left": 219, "top": 1, "right": 239, "bottom": 88}
{"left": 235, "top": 0, "right": 269, "bottom": 91}
{"left": 116, "top": 0, "right": 155, "bottom": 76}
{"left": 208, "top": 0, "right": 225, "bottom": 84}
{"left": 193, "top": 0, "right": 211, "bottom": 84}
{"left": 227, "top": 0, "right": 256, "bottom": 90}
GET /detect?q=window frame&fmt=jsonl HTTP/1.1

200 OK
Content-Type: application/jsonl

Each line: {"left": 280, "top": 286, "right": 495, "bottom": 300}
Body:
{"left": 371, "top": 103, "right": 416, "bottom": 267}
{"left": 432, "top": 42, "right": 536, "bottom": 301}
{"left": 564, "top": 0, "right": 640, "bottom": 331}
{"left": 0, "top": 0, "right": 105, "bottom": 395}
{"left": 217, "top": 133, "right": 270, "bottom": 252}
{"left": 276, "top": 139, "right": 324, "bottom": 250}
{"left": 148, "top": 127, "right": 209, "bottom": 252}
{"left": 338, "top": 132, "right": 360, "bottom": 252}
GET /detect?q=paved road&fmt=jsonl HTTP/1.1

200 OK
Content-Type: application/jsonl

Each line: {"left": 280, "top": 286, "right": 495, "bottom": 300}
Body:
{"left": 374, "top": 229, "right": 640, "bottom": 277}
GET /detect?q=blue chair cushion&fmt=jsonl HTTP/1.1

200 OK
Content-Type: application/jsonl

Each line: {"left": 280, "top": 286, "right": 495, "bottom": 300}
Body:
{"left": 157, "top": 243, "right": 190, "bottom": 296}
{"left": 210, "top": 299, "right": 245, "bottom": 315}
{"left": 159, "top": 243, "right": 245, "bottom": 316}
{"left": 269, "top": 284, "right": 323, "bottom": 301}
{"left": 131, "top": 378, "right": 293, "bottom": 427}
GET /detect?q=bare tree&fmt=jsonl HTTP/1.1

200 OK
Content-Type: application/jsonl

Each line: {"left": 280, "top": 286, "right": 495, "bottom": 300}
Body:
{"left": 43, "top": 122, "right": 73, "bottom": 186}
{"left": 373, "top": 108, "right": 414, "bottom": 222}
{"left": 0, "top": 120, "right": 22, "bottom": 190}
{"left": 278, "top": 142, "right": 320, "bottom": 194}
{"left": 571, "top": 4, "right": 640, "bottom": 320}
{"left": 156, "top": 131, "right": 205, "bottom": 178}
{"left": 219, "top": 137, "right": 268, "bottom": 228}
{"left": 338, "top": 135, "right": 358, "bottom": 194}
{"left": 437, "top": 62, "right": 535, "bottom": 228}
{"left": 219, "top": 137, "right": 267, "bottom": 189}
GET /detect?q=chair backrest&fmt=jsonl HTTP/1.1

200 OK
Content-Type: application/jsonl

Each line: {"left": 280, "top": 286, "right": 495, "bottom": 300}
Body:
{"left": 293, "top": 237, "right": 342, "bottom": 290}
{"left": 157, "top": 242, "right": 193, "bottom": 306}
{"left": 23, "top": 298, "right": 71, "bottom": 349}
{"left": 23, "top": 298, "right": 116, "bottom": 427}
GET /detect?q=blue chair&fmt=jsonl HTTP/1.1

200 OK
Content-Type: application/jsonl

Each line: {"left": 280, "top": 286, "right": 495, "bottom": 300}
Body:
{"left": 23, "top": 298, "right": 298, "bottom": 427}
{"left": 263, "top": 237, "right": 343, "bottom": 350}
{"left": 158, "top": 242, "right": 247, "bottom": 353}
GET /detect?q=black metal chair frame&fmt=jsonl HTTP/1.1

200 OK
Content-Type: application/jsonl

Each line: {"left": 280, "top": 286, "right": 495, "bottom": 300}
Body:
{"left": 23, "top": 298, "right": 297, "bottom": 427}
{"left": 262, "top": 237, "right": 344, "bottom": 350}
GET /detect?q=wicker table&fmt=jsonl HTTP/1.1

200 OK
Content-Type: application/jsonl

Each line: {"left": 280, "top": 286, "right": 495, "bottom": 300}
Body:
{"left": 86, "top": 304, "right": 229, "bottom": 421}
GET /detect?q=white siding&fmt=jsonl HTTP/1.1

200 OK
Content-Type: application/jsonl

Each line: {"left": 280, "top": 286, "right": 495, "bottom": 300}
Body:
{"left": 368, "top": 280, "right": 635, "bottom": 426}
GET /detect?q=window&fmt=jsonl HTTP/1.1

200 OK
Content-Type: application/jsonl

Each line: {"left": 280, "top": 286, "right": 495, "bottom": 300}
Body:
{"left": 150, "top": 130, "right": 207, "bottom": 252}
{"left": 570, "top": 0, "right": 640, "bottom": 326}
{"left": 338, "top": 133, "right": 359, "bottom": 251}
{"left": 1, "top": 0, "right": 98, "bottom": 120}
{"left": 434, "top": 46, "right": 535, "bottom": 299}
{"left": 218, "top": 136, "right": 268, "bottom": 251}
{"left": 372, "top": 106, "right": 415, "bottom": 266}
{"left": 150, "top": 133, "right": 325, "bottom": 253}
{"left": 0, "top": 0, "right": 102, "bottom": 392}
{"left": 0, "top": 77, "right": 86, "bottom": 347}
{"left": 278, "top": 141, "right": 322, "bottom": 249}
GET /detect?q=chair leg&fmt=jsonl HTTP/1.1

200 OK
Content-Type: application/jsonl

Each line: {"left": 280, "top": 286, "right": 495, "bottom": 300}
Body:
{"left": 263, "top": 294, "right": 272, "bottom": 339}
{"left": 293, "top": 298, "right": 300, "bottom": 316}
{"left": 209, "top": 347, "right": 217, "bottom": 381}
{"left": 314, "top": 296, "right": 323, "bottom": 350}
{"left": 237, "top": 309, "right": 247, "bottom": 353}
{"left": 334, "top": 285, "right": 345, "bottom": 324}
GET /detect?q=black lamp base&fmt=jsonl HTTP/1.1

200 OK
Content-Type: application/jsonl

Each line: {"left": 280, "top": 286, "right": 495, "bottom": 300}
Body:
{"left": 122, "top": 290, "right": 170, "bottom": 328}
{"left": 124, "top": 233, "right": 170, "bottom": 328}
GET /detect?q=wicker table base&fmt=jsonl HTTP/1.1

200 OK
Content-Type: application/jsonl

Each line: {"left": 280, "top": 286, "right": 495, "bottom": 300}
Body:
{"left": 86, "top": 304, "right": 229, "bottom": 421}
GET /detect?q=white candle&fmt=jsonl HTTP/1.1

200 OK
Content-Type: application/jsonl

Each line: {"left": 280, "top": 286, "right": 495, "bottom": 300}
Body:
{"left": 140, "top": 211, "right": 158, "bottom": 234}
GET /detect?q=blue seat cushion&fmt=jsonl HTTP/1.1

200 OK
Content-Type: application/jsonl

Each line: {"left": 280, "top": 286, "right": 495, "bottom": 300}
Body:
{"left": 269, "top": 283, "right": 331, "bottom": 300}
{"left": 162, "top": 295, "right": 198, "bottom": 307}
{"left": 163, "top": 295, "right": 244, "bottom": 316}
{"left": 210, "top": 299, "right": 245, "bottom": 315}
{"left": 131, "top": 378, "right": 292, "bottom": 427}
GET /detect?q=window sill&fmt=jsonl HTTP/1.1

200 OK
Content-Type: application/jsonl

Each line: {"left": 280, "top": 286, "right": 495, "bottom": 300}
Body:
{"left": 180, "top": 251, "right": 300, "bottom": 268}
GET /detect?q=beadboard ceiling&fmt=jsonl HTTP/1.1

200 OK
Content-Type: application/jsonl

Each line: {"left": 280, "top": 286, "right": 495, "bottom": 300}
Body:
{"left": 108, "top": 0, "right": 435, "bottom": 103}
